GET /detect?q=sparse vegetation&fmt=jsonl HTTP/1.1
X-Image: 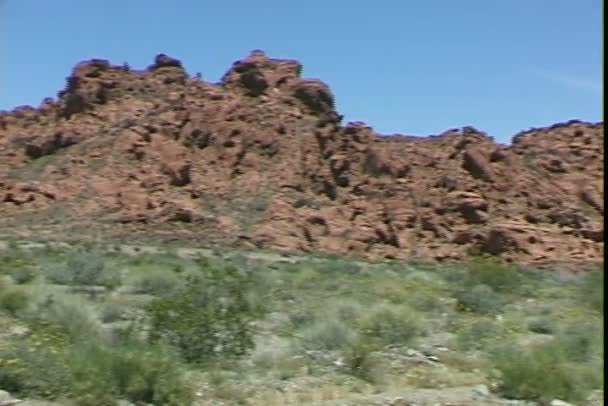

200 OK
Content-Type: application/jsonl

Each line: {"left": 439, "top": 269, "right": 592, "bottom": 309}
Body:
{"left": 46, "top": 250, "right": 121, "bottom": 289}
{"left": 0, "top": 243, "right": 602, "bottom": 405}
{"left": 491, "top": 336, "right": 602, "bottom": 404}
{"left": 129, "top": 268, "right": 181, "bottom": 295}
{"left": 0, "top": 288, "right": 29, "bottom": 317}
{"left": 455, "top": 317, "right": 506, "bottom": 351}
{"left": 0, "top": 254, "right": 38, "bottom": 284}
{"left": 580, "top": 265, "right": 604, "bottom": 313}
{"left": 454, "top": 283, "right": 506, "bottom": 314}
{"left": 145, "top": 260, "right": 259, "bottom": 364}
{"left": 0, "top": 322, "right": 193, "bottom": 405}
{"left": 343, "top": 338, "right": 386, "bottom": 385}
{"left": 299, "top": 316, "right": 357, "bottom": 351}
{"left": 358, "top": 302, "right": 422, "bottom": 346}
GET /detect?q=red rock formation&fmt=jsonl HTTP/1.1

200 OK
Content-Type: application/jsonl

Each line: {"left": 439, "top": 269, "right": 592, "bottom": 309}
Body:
{"left": 0, "top": 52, "right": 603, "bottom": 266}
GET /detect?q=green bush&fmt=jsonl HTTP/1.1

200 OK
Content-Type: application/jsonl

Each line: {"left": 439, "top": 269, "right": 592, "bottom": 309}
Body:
{"left": 290, "top": 267, "right": 322, "bottom": 290}
{"left": 0, "top": 289, "right": 29, "bottom": 316}
{"left": 463, "top": 257, "right": 525, "bottom": 293}
{"left": 556, "top": 320, "right": 603, "bottom": 362}
{"left": 8, "top": 267, "right": 38, "bottom": 284}
{"left": 580, "top": 266, "right": 604, "bottom": 313}
{"left": 0, "top": 324, "right": 192, "bottom": 405}
{"left": 145, "top": 261, "right": 257, "bottom": 364}
{"left": 315, "top": 258, "right": 362, "bottom": 275}
{"left": 456, "top": 318, "right": 505, "bottom": 350}
{"left": 342, "top": 338, "right": 386, "bottom": 384}
{"left": 491, "top": 338, "right": 603, "bottom": 404}
{"left": 329, "top": 298, "right": 365, "bottom": 324}
{"left": 0, "top": 324, "right": 71, "bottom": 397}
{"left": 67, "top": 342, "right": 192, "bottom": 406}
{"left": 286, "top": 304, "right": 317, "bottom": 330}
{"left": 66, "top": 251, "right": 105, "bottom": 285}
{"left": 527, "top": 317, "right": 555, "bottom": 334}
{"left": 358, "top": 303, "right": 421, "bottom": 346}
{"left": 130, "top": 269, "right": 181, "bottom": 295}
{"left": 251, "top": 337, "right": 303, "bottom": 379}
{"left": 299, "top": 317, "right": 357, "bottom": 351}
{"left": 406, "top": 290, "right": 444, "bottom": 312}
{"left": 0, "top": 254, "right": 37, "bottom": 284}
{"left": 0, "top": 276, "right": 8, "bottom": 293}
{"left": 38, "top": 296, "right": 102, "bottom": 343}
{"left": 100, "top": 301, "right": 127, "bottom": 323}
{"left": 45, "top": 251, "right": 120, "bottom": 289}
{"left": 455, "top": 284, "right": 505, "bottom": 314}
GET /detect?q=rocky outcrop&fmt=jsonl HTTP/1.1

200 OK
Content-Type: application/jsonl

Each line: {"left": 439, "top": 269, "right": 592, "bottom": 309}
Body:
{"left": 222, "top": 49, "right": 303, "bottom": 94}
{"left": 462, "top": 148, "right": 495, "bottom": 182}
{"left": 0, "top": 51, "right": 603, "bottom": 266}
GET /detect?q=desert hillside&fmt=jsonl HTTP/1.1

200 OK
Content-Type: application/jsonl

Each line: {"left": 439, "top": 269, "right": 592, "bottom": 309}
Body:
{"left": 0, "top": 51, "right": 603, "bottom": 265}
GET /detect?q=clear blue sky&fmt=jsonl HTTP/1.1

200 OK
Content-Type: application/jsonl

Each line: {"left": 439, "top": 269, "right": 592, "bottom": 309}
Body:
{"left": 0, "top": 0, "right": 602, "bottom": 143}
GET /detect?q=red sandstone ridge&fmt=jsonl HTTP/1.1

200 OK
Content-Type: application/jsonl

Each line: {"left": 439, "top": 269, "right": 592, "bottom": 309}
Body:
{"left": 0, "top": 51, "right": 603, "bottom": 265}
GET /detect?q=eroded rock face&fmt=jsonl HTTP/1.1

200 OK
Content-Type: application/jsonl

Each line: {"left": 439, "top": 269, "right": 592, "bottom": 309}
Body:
{"left": 462, "top": 148, "right": 495, "bottom": 182}
{"left": 0, "top": 51, "right": 603, "bottom": 266}
{"left": 222, "top": 50, "right": 303, "bottom": 95}
{"left": 292, "top": 80, "right": 335, "bottom": 116}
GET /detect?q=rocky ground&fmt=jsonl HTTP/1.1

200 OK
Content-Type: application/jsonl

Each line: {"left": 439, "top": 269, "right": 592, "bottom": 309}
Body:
{"left": 0, "top": 50, "right": 603, "bottom": 265}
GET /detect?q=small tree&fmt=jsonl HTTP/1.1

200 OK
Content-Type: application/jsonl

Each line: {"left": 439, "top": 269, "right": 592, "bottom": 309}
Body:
{"left": 145, "top": 260, "right": 256, "bottom": 364}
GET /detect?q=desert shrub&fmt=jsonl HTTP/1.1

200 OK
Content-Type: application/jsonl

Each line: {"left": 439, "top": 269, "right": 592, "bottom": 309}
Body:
{"left": 67, "top": 342, "right": 192, "bottom": 406}
{"left": 579, "top": 266, "right": 604, "bottom": 313}
{"left": 439, "top": 350, "right": 490, "bottom": 372}
{"left": 100, "top": 301, "right": 128, "bottom": 323}
{"left": 8, "top": 267, "right": 37, "bottom": 284}
{"left": 491, "top": 339, "right": 602, "bottom": 404}
{"left": 463, "top": 257, "right": 525, "bottom": 293}
{"left": 315, "top": 258, "right": 362, "bottom": 276}
{"left": 251, "top": 337, "right": 304, "bottom": 379}
{"left": 46, "top": 250, "right": 120, "bottom": 289}
{"left": 456, "top": 318, "right": 505, "bottom": 351}
{"left": 126, "top": 253, "right": 192, "bottom": 270}
{"left": 286, "top": 303, "right": 317, "bottom": 331}
{"left": 206, "top": 370, "right": 253, "bottom": 404}
{"left": 290, "top": 267, "right": 322, "bottom": 290}
{"left": 358, "top": 303, "right": 421, "bottom": 346}
{"left": 130, "top": 269, "right": 181, "bottom": 295}
{"left": 386, "top": 275, "right": 445, "bottom": 312}
{"left": 0, "top": 276, "right": 8, "bottom": 293}
{"left": 0, "top": 254, "right": 37, "bottom": 284}
{"left": 527, "top": 317, "right": 555, "bottom": 334}
{"left": 0, "top": 288, "right": 29, "bottom": 316}
{"left": 65, "top": 251, "right": 105, "bottom": 285}
{"left": 0, "top": 323, "right": 192, "bottom": 405}
{"left": 299, "top": 317, "right": 357, "bottom": 351}
{"left": 329, "top": 298, "right": 365, "bottom": 324}
{"left": 454, "top": 284, "right": 505, "bottom": 314}
{"left": 442, "top": 264, "right": 470, "bottom": 284}
{"left": 406, "top": 364, "right": 481, "bottom": 388}
{"left": 145, "top": 260, "right": 258, "bottom": 364}
{"left": 38, "top": 295, "right": 102, "bottom": 343}
{"left": 0, "top": 324, "right": 71, "bottom": 397}
{"left": 42, "top": 264, "right": 67, "bottom": 285}
{"left": 342, "top": 338, "right": 386, "bottom": 384}
{"left": 556, "top": 319, "right": 603, "bottom": 362}
{"left": 251, "top": 337, "right": 293, "bottom": 369}
{"left": 406, "top": 290, "right": 444, "bottom": 312}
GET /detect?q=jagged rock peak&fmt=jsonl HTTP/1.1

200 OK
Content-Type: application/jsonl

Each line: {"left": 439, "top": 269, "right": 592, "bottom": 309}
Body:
{"left": 148, "top": 54, "right": 184, "bottom": 70}
{"left": 221, "top": 49, "right": 303, "bottom": 95}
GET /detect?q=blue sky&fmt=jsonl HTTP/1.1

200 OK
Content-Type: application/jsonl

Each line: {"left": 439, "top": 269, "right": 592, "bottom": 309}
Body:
{"left": 0, "top": 0, "right": 602, "bottom": 143}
